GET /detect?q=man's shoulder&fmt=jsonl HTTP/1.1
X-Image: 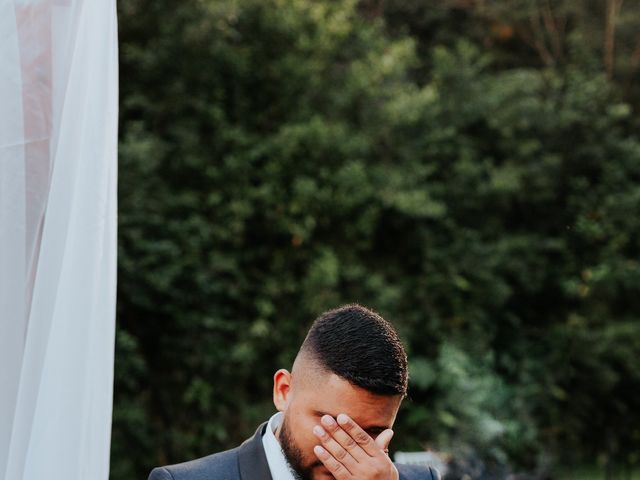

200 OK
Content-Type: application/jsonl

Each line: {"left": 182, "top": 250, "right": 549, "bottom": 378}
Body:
{"left": 147, "top": 446, "right": 241, "bottom": 480}
{"left": 148, "top": 422, "right": 268, "bottom": 480}
{"left": 396, "top": 462, "right": 442, "bottom": 480}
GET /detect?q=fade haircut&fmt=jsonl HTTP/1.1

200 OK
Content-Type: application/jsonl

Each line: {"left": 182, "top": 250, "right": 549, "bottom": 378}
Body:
{"left": 299, "top": 304, "right": 408, "bottom": 396}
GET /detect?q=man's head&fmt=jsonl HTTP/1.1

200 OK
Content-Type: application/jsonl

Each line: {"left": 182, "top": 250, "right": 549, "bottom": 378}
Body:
{"left": 272, "top": 304, "right": 408, "bottom": 480}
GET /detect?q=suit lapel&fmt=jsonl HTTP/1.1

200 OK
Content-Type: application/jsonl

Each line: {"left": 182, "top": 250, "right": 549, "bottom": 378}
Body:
{"left": 238, "top": 422, "right": 273, "bottom": 480}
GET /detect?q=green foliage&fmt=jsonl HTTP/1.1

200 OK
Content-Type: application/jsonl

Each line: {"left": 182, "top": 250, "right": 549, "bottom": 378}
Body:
{"left": 114, "top": 0, "right": 640, "bottom": 478}
{"left": 380, "top": 0, "right": 640, "bottom": 108}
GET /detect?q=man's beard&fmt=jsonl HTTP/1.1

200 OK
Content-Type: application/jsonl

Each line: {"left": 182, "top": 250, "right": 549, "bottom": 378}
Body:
{"left": 279, "top": 414, "right": 322, "bottom": 480}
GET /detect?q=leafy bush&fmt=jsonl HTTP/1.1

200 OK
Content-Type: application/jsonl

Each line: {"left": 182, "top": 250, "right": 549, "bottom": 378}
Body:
{"left": 114, "top": 1, "right": 640, "bottom": 478}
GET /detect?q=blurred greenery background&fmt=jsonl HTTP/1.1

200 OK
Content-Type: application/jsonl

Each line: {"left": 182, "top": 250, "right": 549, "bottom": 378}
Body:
{"left": 112, "top": 1, "right": 640, "bottom": 479}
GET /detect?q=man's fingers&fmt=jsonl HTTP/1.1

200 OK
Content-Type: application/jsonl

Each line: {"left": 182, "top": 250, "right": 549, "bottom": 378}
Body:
{"left": 336, "top": 414, "right": 379, "bottom": 456}
{"left": 312, "top": 425, "right": 357, "bottom": 471}
{"left": 314, "top": 445, "right": 352, "bottom": 480}
{"left": 374, "top": 429, "right": 394, "bottom": 453}
{"left": 320, "top": 415, "right": 368, "bottom": 462}
{"left": 315, "top": 417, "right": 398, "bottom": 480}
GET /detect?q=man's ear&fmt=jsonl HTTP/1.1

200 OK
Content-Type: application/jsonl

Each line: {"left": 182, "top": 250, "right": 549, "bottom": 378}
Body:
{"left": 273, "top": 369, "right": 292, "bottom": 412}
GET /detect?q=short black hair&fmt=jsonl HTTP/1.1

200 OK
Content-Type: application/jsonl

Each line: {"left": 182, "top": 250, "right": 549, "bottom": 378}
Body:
{"left": 299, "top": 304, "right": 408, "bottom": 396}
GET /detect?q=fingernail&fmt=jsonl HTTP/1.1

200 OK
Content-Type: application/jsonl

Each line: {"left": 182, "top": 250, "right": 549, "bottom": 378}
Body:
{"left": 314, "top": 445, "right": 326, "bottom": 456}
{"left": 337, "top": 414, "right": 349, "bottom": 425}
{"left": 321, "top": 415, "right": 335, "bottom": 426}
{"left": 313, "top": 425, "right": 325, "bottom": 436}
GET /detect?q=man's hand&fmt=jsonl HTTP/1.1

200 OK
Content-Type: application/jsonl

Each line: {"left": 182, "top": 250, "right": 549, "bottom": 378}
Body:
{"left": 312, "top": 414, "right": 399, "bottom": 480}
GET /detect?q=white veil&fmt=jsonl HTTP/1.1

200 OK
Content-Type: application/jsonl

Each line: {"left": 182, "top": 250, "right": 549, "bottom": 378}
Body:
{"left": 0, "top": 0, "right": 118, "bottom": 478}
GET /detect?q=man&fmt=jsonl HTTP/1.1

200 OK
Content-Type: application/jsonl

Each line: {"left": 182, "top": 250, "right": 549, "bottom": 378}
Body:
{"left": 148, "top": 304, "right": 440, "bottom": 480}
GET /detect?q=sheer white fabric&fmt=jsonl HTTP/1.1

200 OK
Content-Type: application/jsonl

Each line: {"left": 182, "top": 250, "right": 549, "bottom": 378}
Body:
{"left": 0, "top": 0, "right": 118, "bottom": 479}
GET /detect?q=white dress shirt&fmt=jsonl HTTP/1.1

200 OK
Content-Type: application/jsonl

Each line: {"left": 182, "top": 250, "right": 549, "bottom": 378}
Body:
{"left": 262, "top": 412, "right": 297, "bottom": 480}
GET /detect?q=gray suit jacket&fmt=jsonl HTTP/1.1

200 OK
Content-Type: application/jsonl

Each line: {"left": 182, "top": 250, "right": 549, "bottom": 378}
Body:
{"left": 148, "top": 422, "right": 440, "bottom": 480}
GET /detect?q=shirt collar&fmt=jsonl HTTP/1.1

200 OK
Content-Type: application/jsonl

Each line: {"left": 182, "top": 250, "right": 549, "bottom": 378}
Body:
{"left": 262, "top": 412, "right": 297, "bottom": 480}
